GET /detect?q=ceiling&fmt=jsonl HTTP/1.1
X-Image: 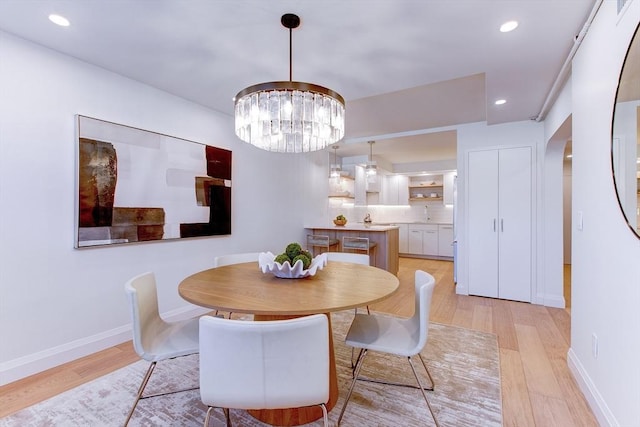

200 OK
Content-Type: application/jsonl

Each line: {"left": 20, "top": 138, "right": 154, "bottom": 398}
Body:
{"left": 0, "top": 0, "right": 596, "bottom": 168}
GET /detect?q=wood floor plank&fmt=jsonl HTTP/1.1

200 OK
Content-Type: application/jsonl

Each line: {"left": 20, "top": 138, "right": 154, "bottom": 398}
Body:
{"left": 491, "top": 298, "right": 519, "bottom": 351}
{"left": 515, "top": 324, "right": 564, "bottom": 398}
{"left": 471, "top": 304, "right": 493, "bottom": 333}
{"left": 549, "top": 356, "right": 600, "bottom": 426}
{"left": 529, "top": 392, "right": 576, "bottom": 427}
{"left": 451, "top": 294, "right": 474, "bottom": 329}
{"left": 499, "top": 348, "right": 536, "bottom": 427}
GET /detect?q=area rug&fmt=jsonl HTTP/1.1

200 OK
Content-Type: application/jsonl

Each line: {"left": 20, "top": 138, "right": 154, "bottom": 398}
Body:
{"left": 0, "top": 311, "right": 501, "bottom": 426}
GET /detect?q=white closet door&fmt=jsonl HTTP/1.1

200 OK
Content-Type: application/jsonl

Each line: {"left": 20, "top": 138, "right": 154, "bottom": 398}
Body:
{"left": 498, "top": 147, "right": 532, "bottom": 302}
{"left": 467, "top": 150, "right": 499, "bottom": 298}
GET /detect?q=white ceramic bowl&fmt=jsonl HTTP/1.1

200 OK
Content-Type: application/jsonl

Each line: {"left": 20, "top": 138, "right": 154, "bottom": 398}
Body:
{"left": 259, "top": 252, "right": 327, "bottom": 279}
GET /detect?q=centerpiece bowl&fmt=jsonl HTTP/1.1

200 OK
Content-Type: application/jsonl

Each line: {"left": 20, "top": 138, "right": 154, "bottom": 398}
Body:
{"left": 334, "top": 219, "right": 347, "bottom": 226}
{"left": 259, "top": 252, "right": 327, "bottom": 279}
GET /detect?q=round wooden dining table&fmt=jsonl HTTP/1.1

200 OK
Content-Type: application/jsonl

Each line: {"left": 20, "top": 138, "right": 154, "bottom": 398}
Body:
{"left": 178, "top": 260, "right": 399, "bottom": 426}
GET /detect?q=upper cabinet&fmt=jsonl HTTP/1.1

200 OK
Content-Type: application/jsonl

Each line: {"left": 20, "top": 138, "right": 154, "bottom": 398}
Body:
{"left": 382, "top": 174, "right": 409, "bottom": 205}
{"left": 442, "top": 171, "right": 456, "bottom": 205}
{"left": 332, "top": 166, "right": 456, "bottom": 207}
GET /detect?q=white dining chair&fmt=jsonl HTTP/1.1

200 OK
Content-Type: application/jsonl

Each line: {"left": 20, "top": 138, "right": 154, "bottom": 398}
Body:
{"left": 212, "top": 252, "right": 260, "bottom": 318}
{"left": 199, "top": 314, "right": 330, "bottom": 427}
{"left": 337, "top": 270, "right": 439, "bottom": 427}
{"left": 213, "top": 252, "right": 260, "bottom": 267}
{"left": 124, "top": 272, "right": 200, "bottom": 426}
{"left": 326, "top": 252, "right": 371, "bottom": 315}
{"left": 325, "top": 251, "right": 370, "bottom": 265}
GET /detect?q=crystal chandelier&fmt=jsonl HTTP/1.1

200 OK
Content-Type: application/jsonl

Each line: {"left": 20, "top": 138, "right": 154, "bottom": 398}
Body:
{"left": 234, "top": 14, "right": 345, "bottom": 153}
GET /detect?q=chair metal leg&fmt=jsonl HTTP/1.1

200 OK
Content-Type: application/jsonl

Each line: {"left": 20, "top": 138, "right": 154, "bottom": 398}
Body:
{"left": 408, "top": 356, "right": 440, "bottom": 427}
{"left": 124, "top": 361, "right": 156, "bottom": 426}
{"left": 350, "top": 347, "right": 365, "bottom": 372}
{"left": 353, "top": 351, "right": 435, "bottom": 391}
{"left": 125, "top": 359, "right": 199, "bottom": 426}
{"left": 417, "top": 353, "right": 435, "bottom": 391}
{"left": 223, "top": 408, "right": 232, "bottom": 427}
{"left": 319, "top": 403, "right": 329, "bottom": 427}
{"left": 337, "top": 349, "right": 369, "bottom": 426}
{"left": 204, "top": 406, "right": 214, "bottom": 427}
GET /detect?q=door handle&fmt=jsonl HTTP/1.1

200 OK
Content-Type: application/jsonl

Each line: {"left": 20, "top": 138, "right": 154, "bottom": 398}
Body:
{"left": 501, "top": 219, "right": 504, "bottom": 232}
{"left": 493, "top": 219, "right": 496, "bottom": 232}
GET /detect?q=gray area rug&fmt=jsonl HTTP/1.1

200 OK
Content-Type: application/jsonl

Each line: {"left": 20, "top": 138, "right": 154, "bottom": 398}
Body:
{"left": 0, "top": 311, "right": 501, "bottom": 426}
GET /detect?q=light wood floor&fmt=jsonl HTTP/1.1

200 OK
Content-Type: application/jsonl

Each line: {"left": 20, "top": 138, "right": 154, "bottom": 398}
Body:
{"left": 0, "top": 258, "right": 596, "bottom": 426}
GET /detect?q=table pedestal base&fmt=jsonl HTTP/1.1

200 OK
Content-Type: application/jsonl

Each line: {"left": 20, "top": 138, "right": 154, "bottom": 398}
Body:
{"left": 248, "top": 313, "right": 338, "bottom": 426}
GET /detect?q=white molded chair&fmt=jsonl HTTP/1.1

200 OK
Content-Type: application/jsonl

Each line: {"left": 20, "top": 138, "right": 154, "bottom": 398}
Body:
{"left": 326, "top": 252, "right": 371, "bottom": 315}
{"left": 337, "top": 270, "right": 439, "bottom": 427}
{"left": 212, "top": 253, "right": 260, "bottom": 318}
{"left": 199, "top": 314, "right": 330, "bottom": 427}
{"left": 213, "top": 252, "right": 260, "bottom": 267}
{"left": 325, "top": 251, "right": 370, "bottom": 265}
{"left": 124, "top": 272, "right": 200, "bottom": 426}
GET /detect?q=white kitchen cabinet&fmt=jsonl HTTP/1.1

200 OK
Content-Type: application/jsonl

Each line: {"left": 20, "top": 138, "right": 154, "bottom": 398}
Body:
{"left": 443, "top": 172, "right": 456, "bottom": 205}
{"left": 382, "top": 175, "right": 409, "bottom": 205}
{"left": 467, "top": 147, "right": 532, "bottom": 302}
{"left": 407, "top": 224, "right": 438, "bottom": 255}
{"left": 397, "top": 223, "right": 409, "bottom": 253}
{"left": 438, "top": 224, "right": 454, "bottom": 257}
{"left": 354, "top": 165, "right": 367, "bottom": 205}
{"left": 408, "top": 227, "right": 423, "bottom": 254}
{"left": 422, "top": 226, "right": 438, "bottom": 256}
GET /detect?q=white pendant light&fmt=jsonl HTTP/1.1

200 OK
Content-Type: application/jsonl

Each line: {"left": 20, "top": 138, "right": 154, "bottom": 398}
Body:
{"left": 234, "top": 14, "right": 345, "bottom": 153}
{"left": 330, "top": 145, "right": 341, "bottom": 179}
{"left": 365, "top": 141, "right": 377, "bottom": 183}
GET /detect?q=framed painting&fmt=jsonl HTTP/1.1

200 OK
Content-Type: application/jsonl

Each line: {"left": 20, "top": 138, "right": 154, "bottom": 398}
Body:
{"left": 75, "top": 115, "right": 232, "bottom": 248}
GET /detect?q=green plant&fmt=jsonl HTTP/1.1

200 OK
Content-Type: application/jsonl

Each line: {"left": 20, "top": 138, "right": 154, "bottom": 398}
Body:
{"left": 285, "top": 242, "right": 303, "bottom": 259}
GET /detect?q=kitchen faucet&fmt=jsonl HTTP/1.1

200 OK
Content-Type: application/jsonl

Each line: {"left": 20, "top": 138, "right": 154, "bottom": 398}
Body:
{"left": 364, "top": 213, "right": 372, "bottom": 223}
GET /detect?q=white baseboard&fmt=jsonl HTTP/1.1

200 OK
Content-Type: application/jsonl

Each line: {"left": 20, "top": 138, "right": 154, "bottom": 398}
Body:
{"left": 0, "top": 305, "right": 209, "bottom": 386}
{"left": 567, "top": 348, "right": 618, "bottom": 427}
{"left": 539, "top": 293, "right": 565, "bottom": 308}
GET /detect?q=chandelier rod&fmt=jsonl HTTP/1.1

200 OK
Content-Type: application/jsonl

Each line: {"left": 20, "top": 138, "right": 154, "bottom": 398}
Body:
{"left": 281, "top": 13, "right": 300, "bottom": 82}
{"left": 288, "top": 19, "right": 293, "bottom": 81}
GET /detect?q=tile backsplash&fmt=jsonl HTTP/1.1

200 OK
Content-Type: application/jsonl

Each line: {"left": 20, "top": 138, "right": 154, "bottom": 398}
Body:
{"left": 328, "top": 200, "right": 453, "bottom": 224}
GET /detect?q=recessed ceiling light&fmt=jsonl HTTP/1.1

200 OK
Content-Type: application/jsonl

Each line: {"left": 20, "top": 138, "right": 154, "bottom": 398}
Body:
{"left": 48, "top": 14, "right": 70, "bottom": 27}
{"left": 495, "top": 99, "right": 507, "bottom": 105}
{"left": 500, "top": 20, "right": 518, "bottom": 33}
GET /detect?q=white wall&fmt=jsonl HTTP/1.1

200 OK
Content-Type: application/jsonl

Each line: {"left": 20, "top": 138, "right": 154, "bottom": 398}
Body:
{"left": 568, "top": 1, "right": 640, "bottom": 425}
{"left": 0, "top": 31, "right": 314, "bottom": 384}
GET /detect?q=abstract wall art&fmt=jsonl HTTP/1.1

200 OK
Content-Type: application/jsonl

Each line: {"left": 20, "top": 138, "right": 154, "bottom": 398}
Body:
{"left": 75, "top": 115, "right": 232, "bottom": 248}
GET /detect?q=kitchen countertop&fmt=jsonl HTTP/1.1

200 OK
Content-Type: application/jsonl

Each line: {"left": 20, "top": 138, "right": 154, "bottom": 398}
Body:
{"left": 305, "top": 223, "right": 399, "bottom": 231}
{"left": 368, "top": 221, "right": 453, "bottom": 226}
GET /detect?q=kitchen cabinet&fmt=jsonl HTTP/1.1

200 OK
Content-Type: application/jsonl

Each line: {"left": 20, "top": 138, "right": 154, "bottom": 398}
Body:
{"left": 438, "top": 224, "right": 454, "bottom": 257}
{"left": 467, "top": 147, "right": 532, "bottom": 302}
{"left": 305, "top": 224, "right": 399, "bottom": 275}
{"left": 382, "top": 175, "right": 409, "bottom": 205}
{"left": 354, "top": 165, "right": 366, "bottom": 205}
{"left": 443, "top": 172, "right": 456, "bottom": 205}
{"left": 407, "top": 224, "right": 438, "bottom": 256}
{"left": 397, "top": 223, "right": 409, "bottom": 253}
